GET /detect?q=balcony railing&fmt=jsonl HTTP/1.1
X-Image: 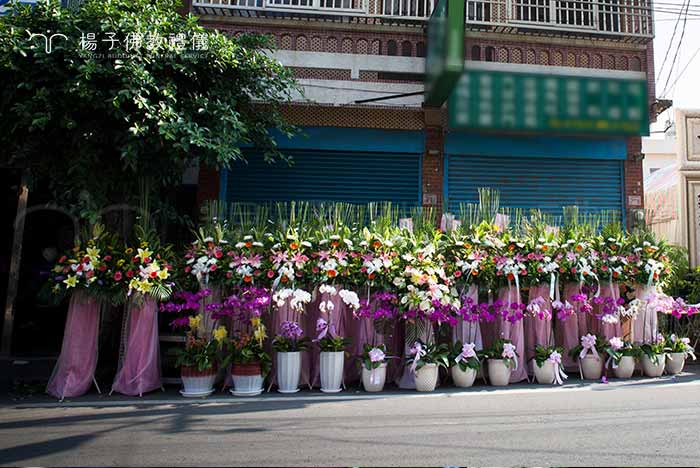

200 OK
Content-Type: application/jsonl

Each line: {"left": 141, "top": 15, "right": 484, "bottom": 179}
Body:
{"left": 194, "top": 0, "right": 653, "bottom": 38}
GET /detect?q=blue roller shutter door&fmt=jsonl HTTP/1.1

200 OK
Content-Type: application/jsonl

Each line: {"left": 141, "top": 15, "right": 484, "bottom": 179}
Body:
{"left": 446, "top": 155, "right": 624, "bottom": 217}
{"left": 224, "top": 150, "right": 421, "bottom": 207}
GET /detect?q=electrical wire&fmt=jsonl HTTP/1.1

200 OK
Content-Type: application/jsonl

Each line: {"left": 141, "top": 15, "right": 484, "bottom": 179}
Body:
{"left": 656, "top": 0, "right": 688, "bottom": 84}
{"left": 661, "top": 0, "right": 691, "bottom": 96}
{"left": 663, "top": 46, "right": 700, "bottom": 96}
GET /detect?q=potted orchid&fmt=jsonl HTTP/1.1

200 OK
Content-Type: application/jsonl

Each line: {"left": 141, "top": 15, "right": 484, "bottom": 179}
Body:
{"left": 360, "top": 344, "right": 389, "bottom": 392}
{"left": 569, "top": 333, "right": 606, "bottom": 380}
{"left": 640, "top": 333, "right": 667, "bottom": 377}
{"left": 483, "top": 339, "right": 518, "bottom": 386}
{"left": 533, "top": 345, "right": 567, "bottom": 385}
{"left": 224, "top": 316, "right": 271, "bottom": 396}
{"left": 175, "top": 316, "right": 228, "bottom": 397}
{"left": 316, "top": 316, "right": 352, "bottom": 393}
{"left": 665, "top": 334, "right": 696, "bottom": 375}
{"left": 405, "top": 340, "right": 450, "bottom": 392}
{"left": 604, "top": 336, "right": 638, "bottom": 379}
{"left": 272, "top": 321, "right": 310, "bottom": 393}
{"left": 450, "top": 341, "right": 480, "bottom": 388}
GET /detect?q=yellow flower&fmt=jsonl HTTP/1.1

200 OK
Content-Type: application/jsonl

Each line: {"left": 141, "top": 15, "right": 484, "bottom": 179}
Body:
{"left": 213, "top": 326, "right": 227, "bottom": 343}
{"left": 63, "top": 275, "right": 78, "bottom": 288}
{"left": 137, "top": 247, "right": 153, "bottom": 260}
{"left": 157, "top": 269, "right": 169, "bottom": 280}
{"left": 117, "top": 259, "right": 125, "bottom": 267}
{"left": 189, "top": 315, "right": 202, "bottom": 331}
{"left": 250, "top": 317, "right": 261, "bottom": 328}
{"left": 125, "top": 247, "right": 133, "bottom": 254}
{"left": 128, "top": 278, "right": 139, "bottom": 290}
{"left": 139, "top": 280, "right": 152, "bottom": 293}
{"left": 253, "top": 324, "right": 267, "bottom": 346}
{"left": 86, "top": 247, "right": 100, "bottom": 263}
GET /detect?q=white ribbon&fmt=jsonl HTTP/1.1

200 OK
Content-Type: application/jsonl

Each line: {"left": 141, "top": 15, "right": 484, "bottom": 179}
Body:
{"left": 409, "top": 342, "right": 426, "bottom": 375}
{"left": 579, "top": 335, "right": 599, "bottom": 361}
{"left": 549, "top": 272, "right": 556, "bottom": 301}
{"left": 605, "top": 355, "right": 619, "bottom": 369}
{"left": 548, "top": 352, "right": 568, "bottom": 385}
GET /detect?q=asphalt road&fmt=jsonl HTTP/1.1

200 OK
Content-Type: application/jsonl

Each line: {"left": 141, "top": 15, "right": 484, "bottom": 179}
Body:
{"left": 1, "top": 376, "right": 699, "bottom": 466}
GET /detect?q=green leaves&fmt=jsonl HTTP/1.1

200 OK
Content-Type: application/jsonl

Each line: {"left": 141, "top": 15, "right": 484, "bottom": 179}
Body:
{"left": 0, "top": 0, "right": 297, "bottom": 224}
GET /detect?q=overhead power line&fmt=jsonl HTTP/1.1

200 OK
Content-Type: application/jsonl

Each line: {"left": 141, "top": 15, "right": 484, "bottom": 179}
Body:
{"left": 661, "top": 0, "right": 691, "bottom": 97}
{"left": 656, "top": 0, "right": 688, "bottom": 86}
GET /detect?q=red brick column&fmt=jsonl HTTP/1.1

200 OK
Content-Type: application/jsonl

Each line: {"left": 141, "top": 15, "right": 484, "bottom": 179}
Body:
{"left": 624, "top": 136, "right": 644, "bottom": 228}
{"left": 197, "top": 165, "right": 220, "bottom": 208}
{"left": 422, "top": 124, "right": 444, "bottom": 216}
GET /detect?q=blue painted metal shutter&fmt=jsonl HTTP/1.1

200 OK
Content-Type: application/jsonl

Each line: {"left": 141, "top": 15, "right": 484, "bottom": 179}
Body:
{"left": 224, "top": 150, "right": 420, "bottom": 207}
{"left": 446, "top": 155, "right": 624, "bottom": 216}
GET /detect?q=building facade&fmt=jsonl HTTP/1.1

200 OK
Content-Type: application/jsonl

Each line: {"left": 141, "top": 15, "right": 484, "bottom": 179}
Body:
{"left": 189, "top": 0, "right": 655, "bottom": 224}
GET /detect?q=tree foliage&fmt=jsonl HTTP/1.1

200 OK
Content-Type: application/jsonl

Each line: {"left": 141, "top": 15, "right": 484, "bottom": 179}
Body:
{"left": 0, "top": 0, "right": 297, "bottom": 223}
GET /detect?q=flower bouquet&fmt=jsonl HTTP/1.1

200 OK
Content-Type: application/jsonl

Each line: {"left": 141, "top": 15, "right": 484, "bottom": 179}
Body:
{"left": 272, "top": 321, "right": 311, "bottom": 393}
{"left": 405, "top": 340, "right": 450, "bottom": 392}
{"left": 360, "top": 344, "right": 389, "bottom": 392}
{"left": 604, "top": 336, "right": 638, "bottom": 379}
{"left": 223, "top": 316, "right": 271, "bottom": 396}
{"left": 665, "top": 334, "right": 696, "bottom": 375}
{"left": 450, "top": 341, "right": 480, "bottom": 388}
{"left": 639, "top": 333, "right": 667, "bottom": 377}
{"left": 568, "top": 333, "right": 606, "bottom": 380}
{"left": 533, "top": 345, "right": 567, "bottom": 385}
{"left": 482, "top": 339, "right": 518, "bottom": 386}
{"left": 175, "top": 317, "right": 227, "bottom": 397}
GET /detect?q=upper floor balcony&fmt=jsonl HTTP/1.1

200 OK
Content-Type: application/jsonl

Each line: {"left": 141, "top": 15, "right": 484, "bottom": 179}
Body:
{"left": 193, "top": 0, "right": 653, "bottom": 42}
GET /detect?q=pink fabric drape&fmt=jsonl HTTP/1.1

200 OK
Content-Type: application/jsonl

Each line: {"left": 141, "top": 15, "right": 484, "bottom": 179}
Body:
{"left": 452, "top": 285, "right": 483, "bottom": 350}
{"left": 46, "top": 291, "right": 101, "bottom": 400}
{"left": 496, "top": 286, "right": 527, "bottom": 383}
{"left": 632, "top": 283, "right": 659, "bottom": 344}
{"left": 594, "top": 282, "right": 622, "bottom": 340}
{"left": 268, "top": 298, "right": 312, "bottom": 390}
{"left": 556, "top": 283, "right": 584, "bottom": 369}
{"left": 525, "top": 284, "right": 553, "bottom": 368}
{"left": 111, "top": 295, "right": 161, "bottom": 396}
{"left": 307, "top": 287, "right": 349, "bottom": 388}
{"left": 199, "top": 284, "right": 220, "bottom": 336}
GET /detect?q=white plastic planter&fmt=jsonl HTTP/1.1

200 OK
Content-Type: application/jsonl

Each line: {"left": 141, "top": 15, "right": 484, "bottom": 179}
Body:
{"left": 534, "top": 361, "right": 556, "bottom": 385}
{"left": 665, "top": 352, "right": 686, "bottom": 375}
{"left": 451, "top": 365, "right": 477, "bottom": 388}
{"left": 276, "top": 352, "right": 302, "bottom": 393}
{"left": 613, "top": 355, "right": 636, "bottom": 379}
{"left": 641, "top": 354, "right": 666, "bottom": 377}
{"left": 361, "top": 363, "right": 387, "bottom": 392}
{"left": 488, "top": 359, "right": 512, "bottom": 386}
{"left": 320, "top": 351, "right": 344, "bottom": 393}
{"left": 231, "top": 363, "right": 264, "bottom": 396}
{"left": 180, "top": 367, "right": 217, "bottom": 397}
{"left": 579, "top": 355, "right": 603, "bottom": 380}
{"left": 414, "top": 363, "right": 439, "bottom": 392}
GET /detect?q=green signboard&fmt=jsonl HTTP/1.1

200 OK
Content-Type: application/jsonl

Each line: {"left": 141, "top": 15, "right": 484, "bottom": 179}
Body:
{"left": 424, "top": 0, "right": 465, "bottom": 107}
{"left": 449, "top": 69, "right": 650, "bottom": 136}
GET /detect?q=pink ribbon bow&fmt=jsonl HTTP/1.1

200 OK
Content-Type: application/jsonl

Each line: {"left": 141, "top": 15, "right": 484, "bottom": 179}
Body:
{"left": 579, "top": 334, "right": 599, "bottom": 360}
{"left": 502, "top": 342, "right": 518, "bottom": 370}
{"left": 455, "top": 342, "right": 477, "bottom": 364}
{"left": 409, "top": 342, "right": 426, "bottom": 375}
{"left": 547, "top": 351, "right": 568, "bottom": 385}
{"left": 315, "top": 318, "right": 335, "bottom": 341}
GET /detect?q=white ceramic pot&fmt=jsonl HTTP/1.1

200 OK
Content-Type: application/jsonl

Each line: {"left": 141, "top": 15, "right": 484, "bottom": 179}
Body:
{"left": 579, "top": 355, "right": 603, "bottom": 380}
{"left": 276, "top": 351, "right": 302, "bottom": 393}
{"left": 613, "top": 355, "right": 636, "bottom": 379}
{"left": 534, "top": 361, "right": 556, "bottom": 385}
{"left": 665, "top": 352, "right": 686, "bottom": 375}
{"left": 181, "top": 367, "right": 217, "bottom": 396}
{"left": 642, "top": 353, "right": 666, "bottom": 377}
{"left": 362, "top": 363, "right": 387, "bottom": 392}
{"left": 320, "top": 351, "right": 344, "bottom": 393}
{"left": 414, "top": 363, "right": 439, "bottom": 392}
{"left": 231, "top": 363, "right": 264, "bottom": 396}
{"left": 451, "top": 365, "right": 477, "bottom": 388}
{"left": 488, "top": 359, "right": 512, "bottom": 386}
